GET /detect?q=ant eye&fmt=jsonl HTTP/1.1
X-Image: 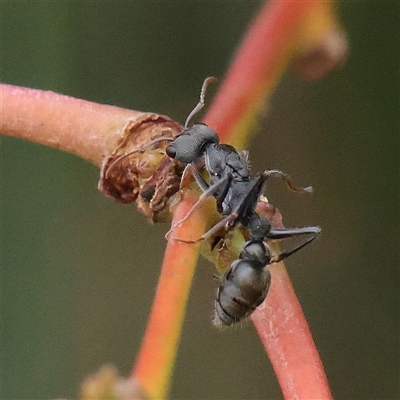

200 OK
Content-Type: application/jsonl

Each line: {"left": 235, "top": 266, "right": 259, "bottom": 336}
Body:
{"left": 166, "top": 145, "right": 177, "bottom": 158}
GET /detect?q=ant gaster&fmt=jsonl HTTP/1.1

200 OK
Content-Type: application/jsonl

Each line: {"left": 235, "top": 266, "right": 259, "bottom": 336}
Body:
{"left": 106, "top": 77, "right": 321, "bottom": 326}
{"left": 214, "top": 240, "right": 271, "bottom": 326}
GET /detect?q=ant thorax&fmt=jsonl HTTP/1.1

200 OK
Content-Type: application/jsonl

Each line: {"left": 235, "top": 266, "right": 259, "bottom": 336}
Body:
{"left": 204, "top": 143, "right": 251, "bottom": 181}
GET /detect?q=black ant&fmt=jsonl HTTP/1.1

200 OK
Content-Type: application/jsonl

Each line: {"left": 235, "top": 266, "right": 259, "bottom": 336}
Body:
{"left": 106, "top": 77, "right": 321, "bottom": 326}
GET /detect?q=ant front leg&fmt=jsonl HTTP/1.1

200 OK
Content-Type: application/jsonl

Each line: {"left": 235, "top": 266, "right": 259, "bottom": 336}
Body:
{"left": 179, "top": 163, "right": 209, "bottom": 192}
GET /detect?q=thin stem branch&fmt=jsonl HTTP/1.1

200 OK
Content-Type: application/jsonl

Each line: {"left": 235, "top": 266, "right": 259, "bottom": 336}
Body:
{"left": 252, "top": 262, "right": 332, "bottom": 399}
{"left": 132, "top": 191, "right": 213, "bottom": 399}
{"left": 1, "top": 84, "right": 138, "bottom": 165}
{"left": 204, "top": 0, "right": 340, "bottom": 148}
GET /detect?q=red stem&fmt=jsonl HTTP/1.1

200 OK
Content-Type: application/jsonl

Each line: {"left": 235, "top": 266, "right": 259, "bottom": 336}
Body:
{"left": 202, "top": 0, "right": 334, "bottom": 398}
{"left": 132, "top": 191, "right": 213, "bottom": 399}
{"left": 0, "top": 84, "right": 139, "bottom": 165}
{"left": 204, "top": 0, "right": 316, "bottom": 142}
{"left": 252, "top": 263, "right": 332, "bottom": 399}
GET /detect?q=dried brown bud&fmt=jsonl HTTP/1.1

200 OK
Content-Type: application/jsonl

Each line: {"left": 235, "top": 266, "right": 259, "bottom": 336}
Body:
{"left": 99, "top": 113, "right": 184, "bottom": 222}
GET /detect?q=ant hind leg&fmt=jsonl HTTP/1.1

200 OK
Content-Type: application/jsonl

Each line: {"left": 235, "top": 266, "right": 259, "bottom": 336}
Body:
{"left": 165, "top": 174, "right": 232, "bottom": 241}
{"left": 267, "top": 226, "right": 321, "bottom": 263}
{"left": 271, "top": 233, "right": 319, "bottom": 263}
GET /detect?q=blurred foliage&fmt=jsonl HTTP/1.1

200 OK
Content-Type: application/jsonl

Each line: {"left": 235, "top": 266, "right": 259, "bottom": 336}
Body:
{"left": 1, "top": 2, "right": 399, "bottom": 399}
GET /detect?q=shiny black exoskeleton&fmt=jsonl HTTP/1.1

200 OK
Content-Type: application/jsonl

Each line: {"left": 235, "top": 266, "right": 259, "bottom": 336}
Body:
{"left": 107, "top": 77, "right": 321, "bottom": 326}
{"left": 214, "top": 240, "right": 271, "bottom": 326}
{"left": 164, "top": 78, "right": 321, "bottom": 326}
{"left": 166, "top": 122, "right": 319, "bottom": 244}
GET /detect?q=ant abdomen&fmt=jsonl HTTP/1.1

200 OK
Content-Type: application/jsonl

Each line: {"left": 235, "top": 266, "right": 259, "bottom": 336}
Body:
{"left": 213, "top": 240, "right": 272, "bottom": 326}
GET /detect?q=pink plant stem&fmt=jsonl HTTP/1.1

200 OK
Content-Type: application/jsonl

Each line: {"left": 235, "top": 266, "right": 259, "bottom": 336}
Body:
{"left": 132, "top": 192, "right": 211, "bottom": 399}
{"left": 1, "top": 84, "right": 139, "bottom": 166}
{"left": 204, "top": 0, "right": 337, "bottom": 147}
{"left": 204, "top": 0, "right": 315, "bottom": 141}
{"left": 202, "top": 0, "right": 334, "bottom": 398}
{"left": 252, "top": 263, "right": 332, "bottom": 399}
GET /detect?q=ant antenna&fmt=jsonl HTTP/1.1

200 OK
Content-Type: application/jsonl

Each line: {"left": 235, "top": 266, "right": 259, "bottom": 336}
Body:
{"left": 263, "top": 169, "right": 313, "bottom": 194}
{"left": 104, "top": 76, "right": 217, "bottom": 179}
{"left": 184, "top": 76, "right": 217, "bottom": 128}
{"left": 104, "top": 135, "right": 174, "bottom": 179}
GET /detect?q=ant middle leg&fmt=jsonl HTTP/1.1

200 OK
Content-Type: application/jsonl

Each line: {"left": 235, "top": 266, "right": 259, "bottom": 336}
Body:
{"left": 165, "top": 172, "right": 233, "bottom": 241}
{"left": 169, "top": 212, "right": 239, "bottom": 244}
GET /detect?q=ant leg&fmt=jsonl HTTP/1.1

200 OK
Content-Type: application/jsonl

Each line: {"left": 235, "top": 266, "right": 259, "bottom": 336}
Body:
{"left": 270, "top": 232, "right": 319, "bottom": 263}
{"left": 170, "top": 212, "right": 238, "bottom": 244}
{"left": 180, "top": 163, "right": 209, "bottom": 192}
{"left": 184, "top": 77, "right": 217, "bottom": 128}
{"left": 170, "top": 176, "right": 265, "bottom": 244}
{"left": 165, "top": 174, "right": 232, "bottom": 240}
{"left": 105, "top": 136, "right": 174, "bottom": 179}
{"left": 265, "top": 226, "right": 321, "bottom": 263}
{"left": 263, "top": 169, "right": 313, "bottom": 194}
{"left": 195, "top": 174, "right": 267, "bottom": 241}
{"left": 266, "top": 226, "right": 321, "bottom": 240}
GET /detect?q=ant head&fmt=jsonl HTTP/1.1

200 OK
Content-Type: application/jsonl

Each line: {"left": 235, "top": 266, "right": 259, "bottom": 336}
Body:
{"left": 166, "top": 123, "right": 219, "bottom": 164}
{"left": 166, "top": 77, "right": 218, "bottom": 164}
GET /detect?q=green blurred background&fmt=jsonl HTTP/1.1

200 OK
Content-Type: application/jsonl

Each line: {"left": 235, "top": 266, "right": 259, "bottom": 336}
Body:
{"left": 1, "top": 2, "right": 398, "bottom": 399}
